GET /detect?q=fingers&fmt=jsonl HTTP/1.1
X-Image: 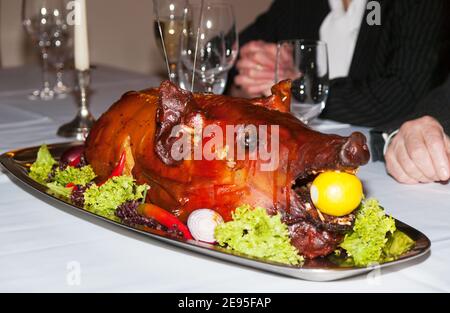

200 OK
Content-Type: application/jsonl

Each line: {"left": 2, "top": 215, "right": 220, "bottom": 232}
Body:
{"left": 236, "top": 40, "right": 296, "bottom": 97}
{"left": 446, "top": 135, "right": 450, "bottom": 154}
{"left": 239, "top": 41, "right": 264, "bottom": 56}
{"left": 251, "top": 51, "right": 277, "bottom": 69}
{"left": 234, "top": 75, "right": 273, "bottom": 97}
{"left": 239, "top": 68, "right": 275, "bottom": 80}
{"left": 239, "top": 41, "right": 277, "bottom": 69}
{"left": 395, "top": 139, "right": 432, "bottom": 183}
{"left": 277, "top": 68, "right": 302, "bottom": 81}
{"left": 236, "top": 59, "right": 275, "bottom": 80}
{"left": 236, "top": 58, "right": 259, "bottom": 70}
{"left": 385, "top": 116, "right": 450, "bottom": 185}
{"left": 423, "top": 127, "right": 450, "bottom": 181}
{"left": 403, "top": 131, "right": 438, "bottom": 181}
{"left": 277, "top": 46, "right": 295, "bottom": 67}
{"left": 240, "top": 41, "right": 277, "bottom": 58}
{"left": 385, "top": 147, "right": 418, "bottom": 184}
{"left": 235, "top": 41, "right": 276, "bottom": 97}
{"left": 237, "top": 57, "right": 298, "bottom": 81}
{"left": 234, "top": 74, "right": 272, "bottom": 87}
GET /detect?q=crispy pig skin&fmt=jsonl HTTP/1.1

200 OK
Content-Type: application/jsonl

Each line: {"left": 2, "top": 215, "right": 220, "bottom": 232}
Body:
{"left": 85, "top": 81, "right": 370, "bottom": 258}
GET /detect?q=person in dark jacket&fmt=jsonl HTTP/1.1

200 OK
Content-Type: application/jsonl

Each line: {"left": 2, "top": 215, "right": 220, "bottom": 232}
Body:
{"left": 371, "top": 76, "right": 450, "bottom": 184}
{"left": 229, "top": 0, "right": 448, "bottom": 127}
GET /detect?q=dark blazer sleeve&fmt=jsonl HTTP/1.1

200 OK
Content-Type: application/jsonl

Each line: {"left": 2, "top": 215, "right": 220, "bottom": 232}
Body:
{"left": 321, "top": 0, "right": 448, "bottom": 127}
{"left": 236, "top": 0, "right": 283, "bottom": 45}
{"left": 237, "top": 0, "right": 328, "bottom": 46}
{"left": 399, "top": 75, "right": 450, "bottom": 135}
{"left": 370, "top": 74, "right": 450, "bottom": 161}
{"left": 418, "top": 79, "right": 450, "bottom": 136}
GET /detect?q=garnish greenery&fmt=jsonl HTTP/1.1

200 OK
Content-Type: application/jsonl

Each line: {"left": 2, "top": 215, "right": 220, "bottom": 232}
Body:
{"left": 47, "top": 182, "right": 72, "bottom": 198}
{"left": 29, "top": 145, "right": 56, "bottom": 184}
{"left": 83, "top": 176, "right": 148, "bottom": 220}
{"left": 215, "top": 205, "right": 304, "bottom": 265}
{"left": 340, "top": 198, "right": 414, "bottom": 266}
{"left": 53, "top": 165, "right": 96, "bottom": 187}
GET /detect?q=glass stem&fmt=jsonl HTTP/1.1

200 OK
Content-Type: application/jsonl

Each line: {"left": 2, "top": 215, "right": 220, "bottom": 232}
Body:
{"left": 41, "top": 48, "right": 51, "bottom": 90}
{"left": 169, "top": 63, "right": 178, "bottom": 83}
{"left": 202, "top": 76, "right": 214, "bottom": 93}
{"left": 56, "top": 66, "right": 64, "bottom": 85}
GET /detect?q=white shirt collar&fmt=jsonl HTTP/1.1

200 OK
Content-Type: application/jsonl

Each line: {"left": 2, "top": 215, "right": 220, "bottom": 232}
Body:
{"left": 320, "top": 0, "right": 367, "bottom": 79}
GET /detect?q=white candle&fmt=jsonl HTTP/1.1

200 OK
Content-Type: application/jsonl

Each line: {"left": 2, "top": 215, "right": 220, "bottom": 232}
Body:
{"left": 74, "top": 0, "right": 90, "bottom": 71}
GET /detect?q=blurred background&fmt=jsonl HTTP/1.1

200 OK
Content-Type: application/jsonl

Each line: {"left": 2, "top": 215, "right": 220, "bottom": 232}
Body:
{"left": 0, "top": 0, "right": 272, "bottom": 74}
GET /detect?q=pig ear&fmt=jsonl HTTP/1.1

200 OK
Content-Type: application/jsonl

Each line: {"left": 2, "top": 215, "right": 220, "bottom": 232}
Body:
{"left": 154, "top": 81, "right": 197, "bottom": 165}
{"left": 250, "top": 80, "right": 291, "bottom": 113}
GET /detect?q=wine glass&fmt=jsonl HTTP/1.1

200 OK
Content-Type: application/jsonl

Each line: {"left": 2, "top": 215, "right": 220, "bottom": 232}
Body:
{"left": 153, "top": 0, "right": 188, "bottom": 83}
{"left": 275, "top": 40, "right": 329, "bottom": 124}
{"left": 179, "top": 1, "right": 238, "bottom": 94}
{"left": 48, "top": 21, "right": 73, "bottom": 97}
{"left": 22, "top": 0, "right": 65, "bottom": 100}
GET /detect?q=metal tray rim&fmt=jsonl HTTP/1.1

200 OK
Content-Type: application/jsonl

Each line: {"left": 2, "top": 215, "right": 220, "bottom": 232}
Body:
{"left": 0, "top": 142, "right": 432, "bottom": 281}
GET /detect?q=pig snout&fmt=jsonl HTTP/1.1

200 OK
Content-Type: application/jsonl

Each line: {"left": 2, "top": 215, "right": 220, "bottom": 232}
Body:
{"left": 339, "top": 132, "right": 370, "bottom": 168}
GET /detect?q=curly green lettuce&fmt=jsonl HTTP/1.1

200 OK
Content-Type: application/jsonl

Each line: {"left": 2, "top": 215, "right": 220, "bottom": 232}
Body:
{"left": 339, "top": 198, "right": 414, "bottom": 266}
{"left": 46, "top": 182, "right": 72, "bottom": 198}
{"left": 53, "top": 165, "right": 96, "bottom": 186}
{"left": 214, "top": 205, "right": 303, "bottom": 265}
{"left": 29, "top": 144, "right": 56, "bottom": 184}
{"left": 83, "top": 176, "right": 148, "bottom": 220}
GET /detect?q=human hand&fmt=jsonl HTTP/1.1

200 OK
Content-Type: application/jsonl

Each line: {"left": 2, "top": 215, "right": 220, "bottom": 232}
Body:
{"left": 234, "top": 41, "right": 298, "bottom": 98}
{"left": 385, "top": 116, "right": 450, "bottom": 184}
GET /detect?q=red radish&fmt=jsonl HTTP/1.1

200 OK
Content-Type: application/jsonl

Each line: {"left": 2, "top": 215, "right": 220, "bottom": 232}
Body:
{"left": 60, "top": 146, "right": 84, "bottom": 166}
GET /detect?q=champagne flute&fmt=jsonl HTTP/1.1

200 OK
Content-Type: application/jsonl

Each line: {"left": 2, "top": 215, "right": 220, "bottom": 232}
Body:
{"left": 153, "top": 0, "right": 188, "bottom": 83}
{"left": 22, "top": 0, "right": 64, "bottom": 100}
{"left": 179, "top": 1, "right": 238, "bottom": 94}
{"left": 276, "top": 40, "right": 329, "bottom": 124}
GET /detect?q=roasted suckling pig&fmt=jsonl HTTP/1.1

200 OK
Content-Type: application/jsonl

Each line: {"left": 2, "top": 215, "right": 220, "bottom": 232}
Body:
{"left": 85, "top": 80, "right": 370, "bottom": 258}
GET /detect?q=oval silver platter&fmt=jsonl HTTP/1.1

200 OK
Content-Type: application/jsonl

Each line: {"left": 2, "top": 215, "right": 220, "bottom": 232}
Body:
{"left": 0, "top": 142, "right": 431, "bottom": 282}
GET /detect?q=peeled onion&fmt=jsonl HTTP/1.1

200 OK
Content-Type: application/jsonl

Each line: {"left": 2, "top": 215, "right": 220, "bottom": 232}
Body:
{"left": 187, "top": 209, "right": 224, "bottom": 243}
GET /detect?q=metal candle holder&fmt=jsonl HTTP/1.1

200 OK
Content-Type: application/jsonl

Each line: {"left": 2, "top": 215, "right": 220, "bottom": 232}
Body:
{"left": 57, "top": 70, "right": 95, "bottom": 141}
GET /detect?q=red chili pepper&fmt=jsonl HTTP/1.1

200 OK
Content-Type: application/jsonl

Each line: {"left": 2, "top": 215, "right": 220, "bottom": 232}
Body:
{"left": 99, "top": 151, "right": 126, "bottom": 186}
{"left": 66, "top": 182, "right": 78, "bottom": 189}
{"left": 66, "top": 183, "right": 78, "bottom": 192}
{"left": 137, "top": 203, "right": 193, "bottom": 240}
{"left": 110, "top": 151, "right": 126, "bottom": 178}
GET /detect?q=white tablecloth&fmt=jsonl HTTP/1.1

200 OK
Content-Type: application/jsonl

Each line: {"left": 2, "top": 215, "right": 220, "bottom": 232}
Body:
{"left": 0, "top": 66, "right": 449, "bottom": 292}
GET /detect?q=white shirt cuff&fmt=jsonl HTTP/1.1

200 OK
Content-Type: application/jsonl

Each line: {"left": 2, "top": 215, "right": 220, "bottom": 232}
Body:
{"left": 383, "top": 129, "right": 400, "bottom": 156}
